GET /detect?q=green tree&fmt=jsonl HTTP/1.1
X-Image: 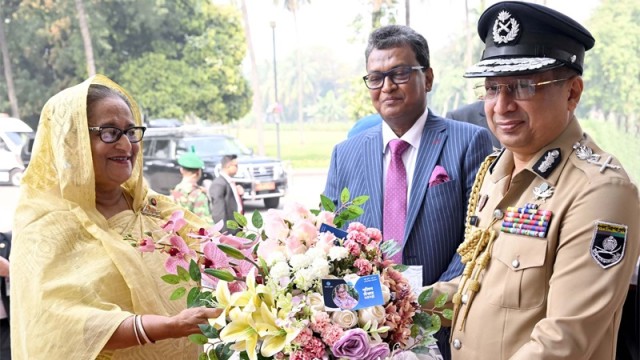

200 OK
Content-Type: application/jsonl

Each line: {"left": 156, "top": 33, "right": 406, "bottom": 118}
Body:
{"left": 582, "top": 0, "right": 640, "bottom": 134}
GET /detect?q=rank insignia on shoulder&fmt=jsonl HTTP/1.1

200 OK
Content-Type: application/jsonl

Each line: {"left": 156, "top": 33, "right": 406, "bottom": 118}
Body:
{"left": 533, "top": 148, "right": 561, "bottom": 178}
{"left": 591, "top": 221, "right": 627, "bottom": 269}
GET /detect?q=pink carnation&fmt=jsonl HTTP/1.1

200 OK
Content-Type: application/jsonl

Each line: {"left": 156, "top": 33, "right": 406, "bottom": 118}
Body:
{"left": 293, "top": 327, "right": 313, "bottom": 346}
{"left": 344, "top": 239, "right": 361, "bottom": 257}
{"left": 366, "top": 227, "right": 383, "bottom": 243}
{"left": 347, "top": 222, "right": 367, "bottom": 233}
{"left": 347, "top": 230, "right": 369, "bottom": 246}
{"left": 311, "top": 312, "right": 331, "bottom": 333}
{"left": 321, "top": 324, "right": 345, "bottom": 346}
{"left": 354, "top": 258, "right": 373, "bottom": 276}
{"left": 303, "top": 336, "right": 326, "bottom": 358}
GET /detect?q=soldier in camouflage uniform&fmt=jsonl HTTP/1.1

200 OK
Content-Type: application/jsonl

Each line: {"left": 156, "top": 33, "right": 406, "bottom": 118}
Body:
{"left": 171, "top": 147, "right": 213, "bottom": 225}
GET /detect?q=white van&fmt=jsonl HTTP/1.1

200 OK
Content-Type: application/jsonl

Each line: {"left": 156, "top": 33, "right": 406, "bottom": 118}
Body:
{"left": 0, "top": 116, "right": 33, "bottom": 186}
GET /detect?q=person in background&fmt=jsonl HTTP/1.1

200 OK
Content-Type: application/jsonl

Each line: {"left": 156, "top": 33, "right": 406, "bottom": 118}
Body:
{"left": 0, "top": 232, "right": 10, "bottom": 359}
{"left": 10, "top": 75, "right": 221, "bottom": 359}
{"left": 428, "top": 2, "right": 639, "bottom": 359}
{"left": 210, "top": 154, "right": 244, "bottom": 234}
{"left": 446, "top": 100, "right": 501, "bottom": 149}
{"left": 324, "top": 24, "right": 493, "bottom": 359}
{"left": 171, "top": 147, "right": 214, "bottom": 225}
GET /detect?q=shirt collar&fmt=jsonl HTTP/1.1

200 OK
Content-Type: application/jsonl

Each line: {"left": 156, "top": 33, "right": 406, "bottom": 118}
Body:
{"left": 381, "top": 107, "right": 428, "bottom": 153}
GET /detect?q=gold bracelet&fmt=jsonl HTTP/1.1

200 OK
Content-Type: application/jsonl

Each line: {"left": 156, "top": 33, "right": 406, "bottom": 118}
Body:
{"left": 136, "top": 315, "right": 156, "bottom": 344}
{"left": 132, "top": 315, "right": 142, "bottom": 346}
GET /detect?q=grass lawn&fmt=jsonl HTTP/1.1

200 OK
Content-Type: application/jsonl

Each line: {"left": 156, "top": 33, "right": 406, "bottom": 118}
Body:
{"left": 227, "top": 119, "right": 639, "bottom": 184}
{"left": 229, "top": 122, "right": 352, "bottom": 170}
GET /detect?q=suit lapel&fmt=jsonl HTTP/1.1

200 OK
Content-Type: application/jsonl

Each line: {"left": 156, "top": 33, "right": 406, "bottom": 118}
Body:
{"left": 363, "top": 131, "right": 384, "bottom": 229}
{"left": 404, "top": 113, "right": 447, "bottom": 240}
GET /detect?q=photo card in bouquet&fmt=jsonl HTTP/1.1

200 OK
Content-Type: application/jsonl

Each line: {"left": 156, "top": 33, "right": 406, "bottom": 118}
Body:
{"left": 322, "top": 274, "right": 384, "bottom": 311}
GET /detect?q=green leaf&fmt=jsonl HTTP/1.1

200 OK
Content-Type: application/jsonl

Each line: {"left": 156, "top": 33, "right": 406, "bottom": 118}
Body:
{"left": 161, "top": 274, "right": 181, "bottom": 285}
{"left": 320, "top": 194, "right": 336, "bottom": 212}
{"left": 204, "top": 269, "right": 236, "bottom": 282}
{"left": 434, "top": 292, "right": 448, "bottom": 308}
{"left": 187, "top": 286, "right": 200, "bottom": 308}
{"left": 340, "top": 187, "right": 350, "bottom": 204}
{"left": 442, "top": 308, "right": 454, "bottom": 320}
{"left": 251, "top": 210, "right": 263, "bottom": 228}
{"left": 346, "top": 205, "right": 364, "bottom": 216}
{"left": 177, "top": 266, "right": 190, "bottom": 282}
{"left": 188, "top": 333, "right": 210, "bottom": 345}
{"left": 393, "top": 264, "right": 409, "bottom": 272}
{"left": 199, "top": 324, "right": 220, "bottom": 339}
{"left": 170, "top": 287, "right": 187, "bottom": 300}
{"left": 233, "top": 212, "right": 247, "bottom": 227}
{"left": 413, "top": 312, "right": 431, "bottom": 328}
{"left": 217, "top": 244, "right": 245, "bottom": 260}
{"left": 245, "top": 233, "right": 257, "bottom": 241}
{"left": 198, "top": 352, "right": 208, "bottom": 360}
{"left": 226, "top": 220, "right": 239, "bottom": 230}
{"left": 189, "top": 259, "right": 202, "bottom": 282}
{"left": 418, "top": 287, "right": 434, "bottom": 306}
{"left": 352, "top": 195, "right": 369, "bottom": 205}
{"left": 427, "top": 314, "right": 442, "bottom": 333}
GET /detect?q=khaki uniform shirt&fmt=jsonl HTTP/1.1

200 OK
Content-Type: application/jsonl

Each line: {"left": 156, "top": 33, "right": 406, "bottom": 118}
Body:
{"left": 436, "top": 118, "right": 640, "bottom": 359}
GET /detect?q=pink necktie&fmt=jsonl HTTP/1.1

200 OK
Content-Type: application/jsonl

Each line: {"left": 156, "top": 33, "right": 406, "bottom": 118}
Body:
{"left": 383, "top": 139, "right": 410, "bottom": 264}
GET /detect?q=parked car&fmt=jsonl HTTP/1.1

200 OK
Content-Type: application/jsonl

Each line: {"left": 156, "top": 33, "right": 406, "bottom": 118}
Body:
{"left": 0, "top": 116, "right": 34, "bottom": 186}
{"left": 142, "top": 125, "right": 288, "bottom": 208}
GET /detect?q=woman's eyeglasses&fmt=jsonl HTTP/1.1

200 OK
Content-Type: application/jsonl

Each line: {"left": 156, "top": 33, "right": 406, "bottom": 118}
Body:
{"left": 88, "top": 126, "right": 146, "bottom": 144}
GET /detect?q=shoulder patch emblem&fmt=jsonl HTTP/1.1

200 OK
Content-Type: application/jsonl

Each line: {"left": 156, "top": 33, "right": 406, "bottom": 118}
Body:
{"left": 590, "top": 221, "right": 628, "bottom": 269}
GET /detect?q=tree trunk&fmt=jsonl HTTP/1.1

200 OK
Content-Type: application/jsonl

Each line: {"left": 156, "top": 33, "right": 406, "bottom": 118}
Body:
{"left": 293, "top": 11, "right": 304, "bottom": 144}
{"left": 405, "top": 0, "right": 410, "bottom": 25}
{"left": 240, "top": 0, "right": 265, "bottom": 155}
{"left": 0, "top": 13, "right": 19, "bottom": 118}
{"left": 75, "top": 0, "right": 96, "bottom": 76}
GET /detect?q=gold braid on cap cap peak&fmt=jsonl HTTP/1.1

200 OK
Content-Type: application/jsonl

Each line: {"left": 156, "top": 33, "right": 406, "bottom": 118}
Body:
{"left": 452, "top": 154, "right": 499, "bottom": 332}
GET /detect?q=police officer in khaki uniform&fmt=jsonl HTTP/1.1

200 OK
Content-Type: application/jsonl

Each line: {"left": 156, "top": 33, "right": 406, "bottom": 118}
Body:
{"left": 430, "top": 2, "right": 640, "bottom": 359}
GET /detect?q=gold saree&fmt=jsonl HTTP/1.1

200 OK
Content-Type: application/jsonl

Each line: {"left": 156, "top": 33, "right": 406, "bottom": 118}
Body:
{"left": 10, "top": 75, "right": 208, "bottom": 359}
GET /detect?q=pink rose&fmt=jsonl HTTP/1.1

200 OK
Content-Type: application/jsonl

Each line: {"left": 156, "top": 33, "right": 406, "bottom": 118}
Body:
{"left": 316, "top": 231, "right": 337, "bottom": 254}
{"left": 291, "top": 220, "right": 319, "bottom": 246}
{"left": 332, "top": 328, "right": 371, "bottom": 359}
{"left": 283, "top": 202, "right": 313, "bottom": 222}
{"left": 285, "top": 236, "right": 307, "bottom": 257}
{"left": 263, "top": 209, "right": 290, "bottom": 240}
{"left": 315, "top": 211, "right": 336, "bottom": 228}
{"left": 257, "top": 238, "right": 285, "bottom": 263}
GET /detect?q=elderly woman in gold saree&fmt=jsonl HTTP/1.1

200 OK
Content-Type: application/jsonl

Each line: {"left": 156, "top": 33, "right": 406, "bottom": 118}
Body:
{"left": 10, "top": 75, "right": 221, "bottom": 359}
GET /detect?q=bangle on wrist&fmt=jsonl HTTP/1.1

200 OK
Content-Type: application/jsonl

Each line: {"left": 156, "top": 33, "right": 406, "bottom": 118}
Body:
{"left": 136, "top": 315, "right": 156, "bottom": 344}
{"left": 132, "top": 315, "right": 142, "bottom": 346}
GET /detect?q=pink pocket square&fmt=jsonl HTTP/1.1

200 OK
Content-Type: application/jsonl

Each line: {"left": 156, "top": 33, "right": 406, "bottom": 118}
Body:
{"left": 429, "top": 165, "right": 450, "bottom": 187}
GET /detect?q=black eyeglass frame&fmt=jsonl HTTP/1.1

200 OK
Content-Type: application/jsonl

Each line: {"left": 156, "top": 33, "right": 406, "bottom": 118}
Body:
{"left": 88, "top": 126, "right": 147, "bottom": 144}
{"left": 362, "top": 65, "right": 425, "bottom": 90}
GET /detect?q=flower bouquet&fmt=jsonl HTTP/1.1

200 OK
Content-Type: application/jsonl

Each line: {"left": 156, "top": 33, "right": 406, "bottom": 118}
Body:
{"left": 134, "top": 189, "right": 451, "bottom": 360}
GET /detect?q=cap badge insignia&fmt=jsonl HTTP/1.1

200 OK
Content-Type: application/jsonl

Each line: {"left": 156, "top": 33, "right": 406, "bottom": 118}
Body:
{"left": 533, "top": 182, "right": 554, "bottom": 201}
{"left": 572, "top": 141, "right": 621, "bottom": 174}
{"left": 590, "top": 221, "right": 627, "bottom": 269}
{"left": 533, "top": 148, "right": 561, "bottom": 178}
{"left": 493, "top": 10, "right": 520, "bottom": 44}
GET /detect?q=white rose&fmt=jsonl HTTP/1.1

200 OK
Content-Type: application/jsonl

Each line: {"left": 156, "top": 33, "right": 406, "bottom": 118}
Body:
{"left": 328, "top": 246, "right": 349, "bottom": 261}
{"left": 307, "top": 293, "right": 325, "bottom": 313}
{"left": 381, "top": 284, "right": 391, "bottom": 304}
{"left": 358, "top": 305, "right": 386, "bottom": 327}
{"left": 331, "top": 310, "right": 358, "bottom": 329}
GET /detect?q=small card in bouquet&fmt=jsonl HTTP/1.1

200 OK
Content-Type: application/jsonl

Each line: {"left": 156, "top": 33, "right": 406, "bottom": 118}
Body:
{"left": 322, "top": 274, "right": 384, "bottom": 311}
{"left": 319, "top": 223, "right": 348, "bottom": 240}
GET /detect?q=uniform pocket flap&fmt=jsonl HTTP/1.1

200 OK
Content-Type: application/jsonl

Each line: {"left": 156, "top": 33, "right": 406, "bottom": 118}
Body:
{"left": 493, "top": 235, "right": 547, "bottom": 271}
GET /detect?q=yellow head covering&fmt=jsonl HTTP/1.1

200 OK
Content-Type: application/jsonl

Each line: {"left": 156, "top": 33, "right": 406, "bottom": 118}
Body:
{"left": 10, "top": 75, "right": 205, "bottom": 359}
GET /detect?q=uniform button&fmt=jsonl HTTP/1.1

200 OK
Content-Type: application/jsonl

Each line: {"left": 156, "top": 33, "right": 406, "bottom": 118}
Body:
{"left": 461, "top": 294, "right": 469, "bottom": 304}
{"left": 0, "top": 243, "right": 4, "bottom": 248}
{"left": 512, "top": 259, "right": 520, "bottom": 268}
{"left": 493, "top": 209, "right": 504, "bottom": 220}
{"left": 453, "top": 338, "right": 462, "bottom": 350}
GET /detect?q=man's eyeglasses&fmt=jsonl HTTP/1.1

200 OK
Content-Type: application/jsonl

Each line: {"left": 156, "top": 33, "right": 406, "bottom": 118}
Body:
{"left": 363, "top": 65, "right": 425, "bottom": 90}
{"left": 88, "top": 126, "right": 146, "bottom": 144}
{"left": 474, "top": 78, "right": 571, "bottom": 101}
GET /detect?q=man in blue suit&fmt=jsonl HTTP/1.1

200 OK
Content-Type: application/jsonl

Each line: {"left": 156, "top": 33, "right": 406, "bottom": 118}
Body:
{"left": 324, "top": 25, "right": 493, "bottom": 359}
